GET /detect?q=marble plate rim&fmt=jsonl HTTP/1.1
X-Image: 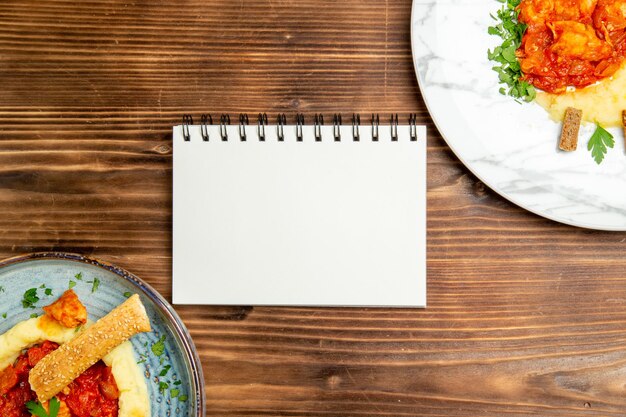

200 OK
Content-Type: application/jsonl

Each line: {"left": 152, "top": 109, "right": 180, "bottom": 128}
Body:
{"left": 0, "top": 251, "right": 206, "bottom": 417}
{"left": 409, "top": 0, "right": 626, "bottom": 232}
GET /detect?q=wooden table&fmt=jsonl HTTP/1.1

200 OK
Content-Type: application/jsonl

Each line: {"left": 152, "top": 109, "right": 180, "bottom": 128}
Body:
{"left": 2, "top": 1, "right": 626, "bottom": 416}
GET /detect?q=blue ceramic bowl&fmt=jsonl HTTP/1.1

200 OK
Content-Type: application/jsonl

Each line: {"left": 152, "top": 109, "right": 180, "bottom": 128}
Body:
{"left": 0, "top": 252, "right": 205, "bottom": 417}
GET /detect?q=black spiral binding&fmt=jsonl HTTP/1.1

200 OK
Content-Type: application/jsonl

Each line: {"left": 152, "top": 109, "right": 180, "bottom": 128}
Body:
{"left": 296, "top": 113, "right": 305, "bottom": 141}
{"left": 257, "top": 113, "right": 268, "bottom": 141}
{"left": 220, "top": 114, "right": 230, "bottom": 141}
{"left": 314, "top": 114, "right": 324, "bottom": 142}
{"left": 200, "top": 114, "right": 212, "bottom": 141}
{"left": 277, "top": 113, "right": 286, "bottom": 141}
{"left": 390, "top": 114, "right": 399, "bottom": 141}
{"left": 239, "top": 113, "right": 249, "bottom": 141}
{"left": 182, "top": 114, "right": 193, "bottom": 141}
{"left": 352, "top": 113, "right": 360, "bottom": 142}
{"left": 183, "top": 113, "right": 417, "bottom": 142}
{"left": 333, "top": 114, "right": 342, "bottom": 141}
{"left": 371, "top": 113, "right": 379, "bottom": 142}
{"left": 409, "top": 113, "right": 417, "bottom": 141}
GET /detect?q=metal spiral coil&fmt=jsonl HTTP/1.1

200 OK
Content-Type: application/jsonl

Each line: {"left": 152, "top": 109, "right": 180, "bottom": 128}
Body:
{"left": 296, "top": 113, "right": 305, "bottom": 141}
{"left": 352, "top": 113, "right": 360, "bottom": 142}
{"left": 314, "top": 114, "right": 324, "bottom": 141}
{"left": 333, "top": 114, "right": 342, "bottom": 141}
{"left": 219, "top": 114, "right": 230, "bottom": 141}
{"left": 182, "top": 114, "right": 193, "bottom": 141}
{"left": 409, "top": 113, "right": 417, "bottom": 141}
{"left": 239, "top": 113, "right": 249, "bottom": 141}
{"left": 183, "top": 113, "right": 416, "bottom": 142}
{"left": 257, "top": 113, "right": 268, "bottom": 141}
{"left": 371, "top": 113, "right": 379, "bottom": 141}
{"left": 390, "top": 113, "right": 399, "bottom": 141}
{"left": 200, "top": 114, "right": 212, "bottom": 141}
{"left": 277, "top": 113, "right": 286, "bottom": 141}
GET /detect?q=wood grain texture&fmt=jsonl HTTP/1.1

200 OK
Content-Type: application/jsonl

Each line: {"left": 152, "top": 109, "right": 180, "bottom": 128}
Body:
{"left": 1, "top": 1, "right": 626, "bottom": 416}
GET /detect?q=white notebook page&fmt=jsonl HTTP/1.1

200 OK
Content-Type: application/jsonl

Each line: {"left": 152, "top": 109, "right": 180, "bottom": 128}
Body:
{"left": 173, "top": 123, "right": 426, "bottom": 307}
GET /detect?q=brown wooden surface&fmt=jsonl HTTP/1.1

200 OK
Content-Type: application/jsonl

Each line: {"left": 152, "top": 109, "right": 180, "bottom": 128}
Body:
{"left": 1, "top": 1, "right": 626, "bottom": 416}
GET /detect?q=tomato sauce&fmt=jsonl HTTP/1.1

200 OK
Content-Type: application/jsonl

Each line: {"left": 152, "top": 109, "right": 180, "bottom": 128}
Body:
{"left": 517, "top": 0, "right": 626, "bottom": 93}
{"left": 0, "top": 341, "right": 119, "bottom": 417}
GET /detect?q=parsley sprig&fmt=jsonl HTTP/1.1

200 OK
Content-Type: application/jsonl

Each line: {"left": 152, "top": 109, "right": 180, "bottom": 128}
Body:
{"left": 487, "top": 0, "right": 536, "bottom": 102}
{"left": 22, "top": 288, "right": 40, "bottom": 309}
{"left": 588, "top": 123, "right": 614, "bottom": 164}
{"left": 26, "top": 398, "right": 60, "bottom": 417}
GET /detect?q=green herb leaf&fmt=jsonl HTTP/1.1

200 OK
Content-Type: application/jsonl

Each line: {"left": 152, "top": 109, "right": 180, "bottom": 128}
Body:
{"left": 170, "top": 388, "right": 180, "bottom": 398}
{"left": 75, "top": 272, "right": 83, "bottom": 280}
{"left": 2, "top": 313, "right": 6, "bottom": 319}
{"left": 173, "top": 380, "right": 182, "bottom": 386}
{"left": 159, "top": 365, "right": 171, "bottom": 376}
{"left": 30, "top": 313, "right": 38, "bottom": 318}
{"left": 26, "top": 400, "right": 48, "bottom": 417}
{"left": 159, "top": 381, "right": 169, "bottom": 394}
{"left": 487, "top": 0, "right": 534, "bottom": 102}
{"left": 178, "top": 395, "right": 188, "bottom": 402}
{"left": 69, "top": 280, "right": 76, "bottom": 289}
{"left": 91, "top": 277, "right": 100, "bottom": 293}
{"left": 44, "top": 288, "right": 53, "bottom": 296}
{"left": 48, "top": 397, "right": 60, "bottom": 417}
{"left": 123, "top": 292, "right": 132, "bottom": 298}
{"left": 588, "top": 123, "right": 614, "bottom": 164}
{"left": 151, "top": 335, "right": 166, "bottom": 356}
{"left": 22, "top": 288, "right": 40, "bottom": 309}
{"left": 0, "top": 285, "right": 5, "bottom": 293}
{"left": 26, "top": 398, "right": 60, "bottom": 417}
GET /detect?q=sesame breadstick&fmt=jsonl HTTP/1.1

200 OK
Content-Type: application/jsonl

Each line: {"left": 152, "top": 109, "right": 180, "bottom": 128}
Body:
{"left": 29, "top": 294, "right": 151, "bottom": 402}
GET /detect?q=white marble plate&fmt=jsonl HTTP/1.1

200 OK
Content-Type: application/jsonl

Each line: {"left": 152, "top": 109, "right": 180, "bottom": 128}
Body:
{"left": 411, "top": 0, "right": 626, "bottom": 230}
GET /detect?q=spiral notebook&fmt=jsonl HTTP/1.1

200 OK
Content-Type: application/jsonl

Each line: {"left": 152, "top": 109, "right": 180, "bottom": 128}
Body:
{"left": 173, "top": 114, "right": 427, "bottom": 307}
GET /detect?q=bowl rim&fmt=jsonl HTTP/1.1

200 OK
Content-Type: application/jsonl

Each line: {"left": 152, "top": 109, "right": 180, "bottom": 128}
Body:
{"left": 0, "top": 251, "right": 206, "bottom": 417}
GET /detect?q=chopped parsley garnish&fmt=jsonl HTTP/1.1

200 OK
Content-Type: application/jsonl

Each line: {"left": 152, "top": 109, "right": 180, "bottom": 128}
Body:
{"left": 123, "top": 291, "right": 132, "bottom": 298}
{"left": 30, "top": 313, "right": 38, "bottom": 318}
{"left": 22, "top": 288, "right": 40, "bottom": 308}
{"left": 170, "top": 388, "right": 180, "bottom": 398}
{"left": 588, "top": 123, "right": 614, "bottom": 164}
{"left": 75, "top": 272, "right": 83, "bottom": 280}
{"left": 0, "top": 285, "right": 5, "bottom": 293}
{"left": 151, "top": 335, "right": 166, "bottom": 356}
{"left": 91, "top": 278, "right": 100, "bottom": 293}
{"left": 174, "top": 380, "right": 182, "bottom": 386}
{"left": 68, "top": 280, "right": 76, "bottom": 289}
{"left": 178, "top": 395, "right": 188, "bottom": 402}
{"left": 1, "top": 313, "right": 6, "bottom": 319}
{"left": 158, "top": 381, "right": 169, "bottom": 394}
{"left": 487, "top": 0, "right": 536, "bottom": 102}
{"left": 159, "top": 365, "right": 171, "bottom": 376}
{"left": 26, "top": 397, "right": 60, "bottom": 417}
{"left": 44, "top": 288, "right": 53, "bottom": 296}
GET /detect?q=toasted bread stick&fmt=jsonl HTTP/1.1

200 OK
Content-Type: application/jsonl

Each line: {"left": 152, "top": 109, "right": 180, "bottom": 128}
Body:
{"left": 29, "top": 295, "right": 151, "bottom": 402}
{"left": 559, "top": 107, "right": 582, "bottom": 151}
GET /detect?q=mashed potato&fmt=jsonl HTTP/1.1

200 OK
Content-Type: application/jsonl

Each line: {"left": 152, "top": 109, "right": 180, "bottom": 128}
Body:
{"left": 0, "top": 316, "right": 150, "bottom": 417}
{"left": 535, "top": 63, "right": 626, "bottom": 127}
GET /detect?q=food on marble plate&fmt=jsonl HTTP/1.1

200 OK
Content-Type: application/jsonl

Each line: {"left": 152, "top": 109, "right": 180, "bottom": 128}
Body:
{"left": 559, "top": 107, "right": 582, "bottom": 151}
{"left": 488, "top": 0, "right": 625, "bottom": 162}
{"left": 0, "top": 290, "right": 151, "bottom": 417}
